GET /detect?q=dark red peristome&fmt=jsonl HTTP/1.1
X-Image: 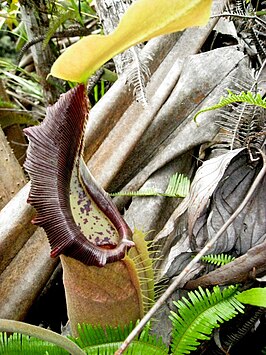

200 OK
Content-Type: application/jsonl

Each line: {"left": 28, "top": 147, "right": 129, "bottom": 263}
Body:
{"left": 24, "top": 84, "right": 134, "bottom": 267}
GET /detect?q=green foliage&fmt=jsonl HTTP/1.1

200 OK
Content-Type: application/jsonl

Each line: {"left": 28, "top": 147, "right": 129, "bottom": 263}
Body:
{"left": 0, "top": 322, "right": 167, "bottom": 355}
{"left": 4, "top": 71, "right": 41, "bottom": 100}
{"left": 71, "top": 322, "right": 168, "bottom": 354}
{"left": 66, "top": 0, "right": 96, "bottom": 24}
{"left": 164, "top": 173, "right": 190, "bottom": 197}
{"left": 93, "top": 80, "right": 106, "bottom": 103}
{"left": 43, "top": 9, "right": 77, "bottom": 49}
{"left": 0, "top": 60, "right": 43, "bottom": 102}
{"left": 0, "top": 319, "right": 85, "bottom": 355}
{"left": 0, "top": 60, "right": 44, "bottom": 128}
{"left": 169, "top": 286, "right": 245, "bottom": 354}
{"left": 0, "top": 111, "right": 39, "bottom": 129}
{"left": 0, "top": 98, "right": 39, "bottom": 131}
{"left": 0, "top": 0, "right": 20, "bottom": 30}
{"left": 0, "top": 2, "right": 27, "bottom": 53}
{"left": 3, "top": 285, "right": 261, "bottom": 355}
{"left": 194, "top": 89, "right": 266, "bottom": 121}
{"left": 236, "top": 287, "right": 266, "bottom": 308}
{"left": 0, "top": 332, "right": 68, "bottom": 355}
{"left": 200, "top": 253, "right": 236, "bottom": 267}
{"left": 0, "top": 33, "right": 17, "bottom": 60}
{"left": 110, "top": 173, "right": 190, "bottom": 198}
{"left": 43, "top": 0, "right": 97, "bottom": 49}
{"left": 0, "top": 100, "right": 16, "bottom": 109}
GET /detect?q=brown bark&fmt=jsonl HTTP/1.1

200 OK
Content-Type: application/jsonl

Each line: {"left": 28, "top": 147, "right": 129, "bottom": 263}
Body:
{"left": 185, "top": 239, "right": 266, "bottom": 290}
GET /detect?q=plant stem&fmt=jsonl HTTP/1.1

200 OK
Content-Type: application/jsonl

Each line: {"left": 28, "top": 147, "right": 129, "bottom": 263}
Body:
{"left": 115, "top": 150, "right": 266, "bottom": 354}
{"left": 0, "top": 319, "right": 85, "bottom": 355}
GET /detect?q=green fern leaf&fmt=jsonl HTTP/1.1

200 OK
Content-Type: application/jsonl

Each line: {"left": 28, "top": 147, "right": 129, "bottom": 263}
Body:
{"left": 71, "top": 322, "right": 168, "bottom": 354}
{"left": 194, "top": 89, "right": 266, "bottom": 121}
{"left": 164, "top": 173, "right": 190, "bottom": 197}
{"left": 110, "top": 189, "right": 160, "bottom": 197}
{"left": 0, "top": 319, "right": 85, "bottom": 355}
{"left": 110, "top": 173, "right": 190, "bottom": 198}
{"left": 200, "top": 253, "right": 235, "bottom": 266}
{"left": 0, "top": 333, "right": 68, "bottom": 355}
{"left": 170, "top": 286, "right": 245, "bottom": 355}
{"left": 0, "top": 322, "right": 167, "bottom": 355}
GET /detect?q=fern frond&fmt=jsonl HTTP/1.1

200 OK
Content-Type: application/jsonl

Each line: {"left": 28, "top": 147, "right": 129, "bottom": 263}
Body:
{"left": 0, "top": 322, "right": 167, "bottom": 355}
{"left": 110, "top": 188, "right": 157, "bottom": 197}
{"left": 170, "top": 286, "right": 245, "bottom": 355}
{"left": 0, "top": 332, "right": 68, "bottom": 355}
{"left": 126, "top": 46, "right": 152, "bottom": 106}
{"left": 164, "top": 173, "right": 190, "bottom": 197}
{"left": 216, "top": 103, "right": 265, "bottom": 150}
{"left": 194, "top": 90, "right": 266, "bottom": 121}
{"left": 201, "top": 253, "right": 236, "bottom": 266}
{"left": 0, "top": 319, "right": 85, "bottom": 355}
{"left": 110, "top": 173, "right": 190, "bottom": 198}
{"left": 222, "top": 307, "right": 265, "bottom": 349}
{"left": 71, "top": 322, "right": 168, "bottom": 354}
{"left": 250, "top": 27, "right": 266, "bottom": 61}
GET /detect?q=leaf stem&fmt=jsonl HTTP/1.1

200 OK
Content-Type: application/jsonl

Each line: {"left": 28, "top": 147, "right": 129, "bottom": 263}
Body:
{"left": 115, "top": 149, "right": 266, "bottom": 354}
